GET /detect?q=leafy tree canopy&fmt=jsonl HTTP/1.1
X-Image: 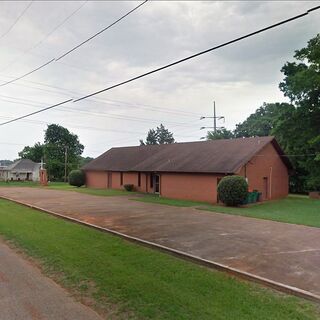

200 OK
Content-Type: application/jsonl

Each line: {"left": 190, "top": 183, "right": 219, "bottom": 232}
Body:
{"left": 206, "top": 128, "right": 234, "bottom": 140}
{"left": 140, "top": 124, "right": 175, "bottom": 145}
{"left": 216, "top": 34, "right": 320, "bottom": 192}
{"left": 279, "top": 34, "right": 320, "bottom": 105}
{"left": 18, "top": 124, "right": 84, "bottom": 181}
{"left": 18, "top": 142, "right": 44, "bottom": 163}
{"left": 276, "top": 34, "right": 320, "bottom": 191}
{"left": 79, "top": 156, "right": 94, "bottom": 167}
{"left": 234, "top": 103, "right": 294, "bottom": 138}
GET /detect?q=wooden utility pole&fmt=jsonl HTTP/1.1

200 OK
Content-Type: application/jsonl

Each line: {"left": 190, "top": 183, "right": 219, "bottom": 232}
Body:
{"left": 64, "top": 146, "right": 68, "bottom": 183}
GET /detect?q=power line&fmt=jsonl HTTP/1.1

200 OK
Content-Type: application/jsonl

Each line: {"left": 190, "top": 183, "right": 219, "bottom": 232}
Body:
{"left": 57, "top": 105, "right": 198, "bottom": 127}
{"left": 0, "top": 99, "right": 72, "bottom": 126}
{"left": 29, "top": 1, "right": 88, "bottom": 56}
{"left": 0, "top": 76, "right": 201, "bottom": 117}
{"left": 1, "top": 5, "right": 319, "bottom": 126}
{"left": 0, "top": 0, "right": 149, "bottom": 87}
{"left": 0, "top": 1, "right": 33, "bottom": 41}
{"left": 74, "top": 5, "right": 320, "bottom": 102}
{"left": 0, "top": 142, "right": 26, "bottom": 146}
{"left": 0, "top": 1, "right": 88, "bottom": 73}
{"left": 56, "top": 0, "right": 149, "bottom": 61}
{"left": 0, "top": 59, "right": 55, "bottom": 87}
{"left": 0, "top": 94, "right": 199, "bottom": 127}
{"left": 0, "top": 115, "right": 147, "bottom": 135}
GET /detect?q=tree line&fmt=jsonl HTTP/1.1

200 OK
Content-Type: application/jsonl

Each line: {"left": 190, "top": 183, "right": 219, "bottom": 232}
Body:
{"left": 139, "top": 34, "right": 320, "bottom": 193}
{"left": 206, "top": 34, "right": 320, "bottom": 193}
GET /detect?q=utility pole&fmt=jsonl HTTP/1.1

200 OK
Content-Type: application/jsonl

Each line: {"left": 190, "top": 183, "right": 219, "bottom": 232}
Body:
{"left": 200, "top": 101, "right": 225, "bottom": 136}
{"left": 64, "top": 146, "right": 68, "bottom": 183}
{"left": 213, "top": 101, "right": 217, "bottom": 133}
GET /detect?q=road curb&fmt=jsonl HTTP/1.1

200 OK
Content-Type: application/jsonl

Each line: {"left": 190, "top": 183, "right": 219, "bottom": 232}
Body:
{"left": 1, "top": 195, "right": 320, "bottom": 304}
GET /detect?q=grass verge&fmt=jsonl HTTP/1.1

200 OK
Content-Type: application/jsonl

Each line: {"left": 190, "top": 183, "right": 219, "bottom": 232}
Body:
{"left": 0, "top": 199, "right": 319, "bottom": 320}
{"left": 133, "top": 194, "right": 320, "bottom": 228}
{"left": 0, "top": 181, "right": 133, "bottom": 197}
{"left": 200, "top": 195, "right": 320, "bottom": 228}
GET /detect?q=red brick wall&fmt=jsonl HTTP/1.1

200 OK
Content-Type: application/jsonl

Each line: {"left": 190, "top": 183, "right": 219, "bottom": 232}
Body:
{"left": 122, "top": 172, "right": 137, "bottom": 186}
{"left": 160, "top": 173, "right": 222, "bottom": 203}
{"left": 85, "top": 142, "right": 289, "bottom": 202}
{"left": 111, "top": 172, "right": 122, "bottom": 189}
{"left": 238, "top": 142, "right": 289, "bottom": 200}
{"left": 86, "top": 171, "right": 149, "bottom": 192}
{"left": 85, "top": 171, "right": 108, "bottom": 189}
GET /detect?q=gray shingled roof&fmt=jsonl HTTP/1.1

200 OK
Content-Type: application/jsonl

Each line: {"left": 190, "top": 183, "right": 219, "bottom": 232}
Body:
{"left": 5, "top": 159, "right": 39, "bottom": 172}
{"left": 83, "top": 136, "right": 291, "bottom": 174}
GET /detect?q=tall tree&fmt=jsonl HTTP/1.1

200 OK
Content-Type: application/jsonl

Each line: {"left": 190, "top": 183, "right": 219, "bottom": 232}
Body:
{"left": 44, "top": 124, "right": 84, "bottom": 180}
{"left": 140, "top": 129, "right": 158, "bottom": 145}
{"left": 18, "top": 124, "right": 84, "bottom": 181}
{"left": 140, "top": 124, "right": 175, "bottom": 145}
{"left": 233, "top": 103, "right": 294, "bottom": 138}
{"left": 79, "top": 156, "right": 94, "bottom": 167}
{"left": 18, "top": 142, "right": 44, "bottom": 162}
{"left": 156, "top": 124, "right": 175, "bottom": 144}
{"left": 206, "top": 128, "right": 234, "bottom": 140}
{"left": 276, "top": 34, "right": 320, "bottom": 191}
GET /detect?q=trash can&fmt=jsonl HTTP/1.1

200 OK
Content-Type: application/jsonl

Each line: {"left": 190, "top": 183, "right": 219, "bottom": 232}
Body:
{"left": 242, "top": 194, "right": 249, "bottom": 205}
{"left": 257, "top": 192, "right": 262, "bottom": 202}
{"left": 247, "top": 192, "right": 253, "bottom": 204}
{"left": 252, "top": 190, "right": 259, "bottom": 203}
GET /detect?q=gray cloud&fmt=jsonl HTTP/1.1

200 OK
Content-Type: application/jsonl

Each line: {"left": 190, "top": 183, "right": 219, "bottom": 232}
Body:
{"left": 0, "top": 1, "right": 319, "bottom": 159}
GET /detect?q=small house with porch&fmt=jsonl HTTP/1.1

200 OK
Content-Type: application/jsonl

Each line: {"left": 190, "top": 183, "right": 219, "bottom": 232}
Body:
{"left": 0, "top": 159, "right": 41, "bottom": 182}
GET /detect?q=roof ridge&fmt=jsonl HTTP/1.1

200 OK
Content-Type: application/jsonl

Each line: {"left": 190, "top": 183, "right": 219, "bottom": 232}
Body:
{"left": 110, "top": 136, "right": 274, "bottom": 149}
{"left": 83, "top": 136, "right": 288, "bottom": 173}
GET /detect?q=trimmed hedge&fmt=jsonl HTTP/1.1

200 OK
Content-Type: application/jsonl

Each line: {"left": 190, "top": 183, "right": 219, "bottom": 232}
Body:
{"left": 69, "top": 170, "right": 86, "bottom": 187}
{"left": 124, "top": 184, "right": 134, "bottom": 192}
{"left": 217, "top": 175, "right": 248, "bottom": 206}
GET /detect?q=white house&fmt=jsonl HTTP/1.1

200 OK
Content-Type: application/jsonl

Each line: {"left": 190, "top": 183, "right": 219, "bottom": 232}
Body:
{"left": 0, "top": 159, "right": 41, "bottom": 181}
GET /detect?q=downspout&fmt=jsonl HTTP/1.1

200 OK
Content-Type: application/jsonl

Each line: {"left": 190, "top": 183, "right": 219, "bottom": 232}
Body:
{"left": 146, "top": 173, "right": 148, "bottom": 193}
{"left": 244, "top": 163, "right": 249, "bottom": 186}
{"left": 269, "top": 166, "right": 273, "bottom": 199}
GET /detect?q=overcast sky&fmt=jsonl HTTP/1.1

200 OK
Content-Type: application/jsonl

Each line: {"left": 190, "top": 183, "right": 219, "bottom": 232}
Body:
{"left": 0, "top": 1, "right": 319, "bottom": 160}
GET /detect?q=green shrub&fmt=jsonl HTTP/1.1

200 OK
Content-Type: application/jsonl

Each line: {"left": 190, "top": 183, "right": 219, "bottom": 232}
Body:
{"left": 124, "top": 184, "right": 134, "bottom": 192}
{"left": 218, "top": 175, "right": 248, "bottom": 206}
{"left": 69, "top": 170, "right": 86, "bottom": 187}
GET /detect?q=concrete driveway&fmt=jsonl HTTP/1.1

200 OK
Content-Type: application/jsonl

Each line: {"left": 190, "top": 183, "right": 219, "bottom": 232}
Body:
{"left": 0, "top": 240, "right": 102, "bottom": 320}
{"left": 0, "top": 187, "right": 320, "bottom": 300}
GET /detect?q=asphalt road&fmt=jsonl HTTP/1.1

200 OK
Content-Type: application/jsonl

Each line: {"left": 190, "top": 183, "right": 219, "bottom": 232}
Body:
{"left": 0, "top": 240, "right": 102, "bottom": 320}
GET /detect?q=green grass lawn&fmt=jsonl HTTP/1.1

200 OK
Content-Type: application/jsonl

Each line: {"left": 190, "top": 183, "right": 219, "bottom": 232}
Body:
{"left": 0, "top": 180, "right": 38, "bottom": 187}
{"left": 201, "top": 195, "right": 320, "bottom": 228}
{"left": 0, "top": 199, "right": 318, "bottom": 319}
{"left": 133, "top": 194, "right": 320, "bottom": 228}
{"left": 0, "top": 181, "right": 133, "bottom": 197}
